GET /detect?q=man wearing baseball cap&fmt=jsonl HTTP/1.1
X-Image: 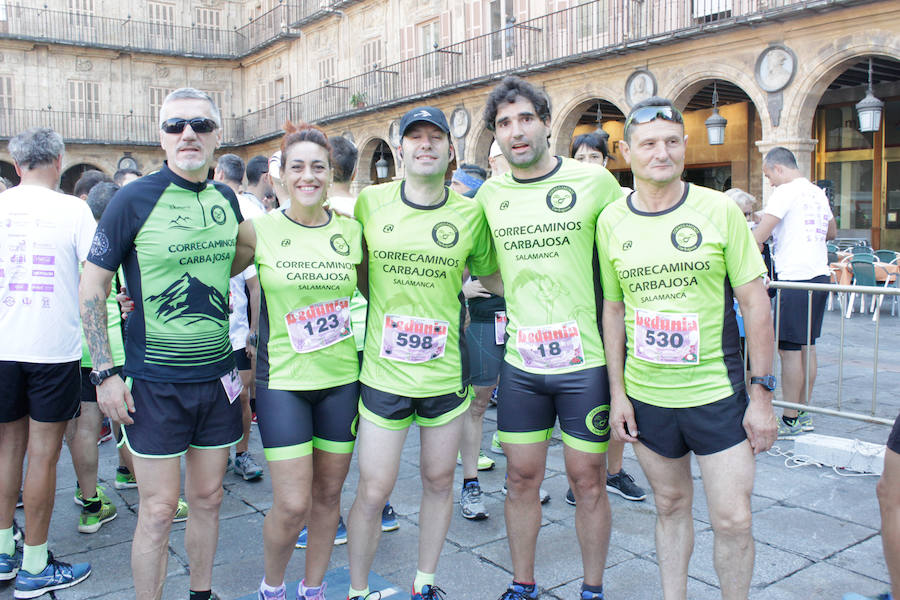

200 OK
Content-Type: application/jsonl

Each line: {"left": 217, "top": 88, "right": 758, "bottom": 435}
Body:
{"left": 345, "top": 106, "right": 501, "bottom": 600}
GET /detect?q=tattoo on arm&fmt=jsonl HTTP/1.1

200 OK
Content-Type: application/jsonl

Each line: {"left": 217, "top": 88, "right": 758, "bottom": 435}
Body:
{"left": 82, "top": 293, "right": 112, "bottom": 368}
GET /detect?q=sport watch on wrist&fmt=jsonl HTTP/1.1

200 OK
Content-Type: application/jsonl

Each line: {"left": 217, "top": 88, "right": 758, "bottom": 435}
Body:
{"left": 750, "top": 375, "right": 777, "bottom": 391}
{"left": 89, "top": 368, "right": 117, "bottom": 386}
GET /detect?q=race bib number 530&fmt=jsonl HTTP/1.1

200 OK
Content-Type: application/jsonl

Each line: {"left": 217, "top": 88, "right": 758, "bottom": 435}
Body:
{"left": 380, "top": 314, "right": 448, "bottom": 363}
{"left": 517, "top": 320, "right": 585, "bottom": 370}
{"left": 285, "top": 298, "right": 352, "bottom": 353}
{"left": 633, "top": 309, "right": 700, "bottom": 365}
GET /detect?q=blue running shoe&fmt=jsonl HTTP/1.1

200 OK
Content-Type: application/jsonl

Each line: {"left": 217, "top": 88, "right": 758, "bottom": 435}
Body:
{"left": 14, "top": 553, "right": 91, "bottom": 599}
{"left": 841, "top": 594, "right": 892, "bottom": 600}
{"left": 411, "top": 584, "right": 446, "bottom": 599}
{"left": 296, "top": 516, "right": 347, "bottom": 549}
{"left": 497, "top": 583, "right": 538, "bottom": 599}
{"left": 0, "top": 546, "right": 22, "bottom": 581}
{"left": 581, "top": 588, "right": 605, "bottom": 599}
{"left": 381, "top": 503, "right": 399, "bottom": 532}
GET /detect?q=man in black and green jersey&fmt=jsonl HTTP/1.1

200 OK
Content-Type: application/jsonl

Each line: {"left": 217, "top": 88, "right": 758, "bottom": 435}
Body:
{"left": 477, "top": 76, "right": 621, "bottom": 600}
{"left": 80, "top": 88, "right": 243, "bottom": 600}
{"left": 597, "top": 97, "right": 777, "bottom": 600}
{"left": 344, "top": 106, "right": 500, "bottom": 600}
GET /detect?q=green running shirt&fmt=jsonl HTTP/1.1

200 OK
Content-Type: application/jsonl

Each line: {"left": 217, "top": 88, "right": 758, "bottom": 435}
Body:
{"left": 596, "top": 183, "right": 766, "bottom": 407}
{"left": 355, "top": 180, "right": 498, "bottom": 397}
{"left": 87, "top": 163, "right": 241, "bottom": 382}
{"left": 253, "top": 210, "right": 362, "bottom": 390}
{"left": 475, "top": 158, "right": 620, "bottom": 374}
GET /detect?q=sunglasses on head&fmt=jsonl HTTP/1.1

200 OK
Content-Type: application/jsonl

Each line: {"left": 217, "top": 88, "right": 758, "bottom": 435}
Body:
{"left": 624, "top": 105, "right": 684, "bottom": 136}
{"left": 160, "top": 118, "right": 218, "bottom": 134}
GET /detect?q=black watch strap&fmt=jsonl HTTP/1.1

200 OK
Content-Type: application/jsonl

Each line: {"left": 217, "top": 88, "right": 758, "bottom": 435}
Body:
{"left": 90, "top": 368, "right": 116, "bottom": 386}
{"left": 750, "top": 375, "right": 777, "bottom": 391}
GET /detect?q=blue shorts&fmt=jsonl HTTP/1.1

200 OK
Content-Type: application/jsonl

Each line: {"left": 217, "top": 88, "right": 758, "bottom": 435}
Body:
{"left": 466, "top": 320, "right": 505, "bottom": 387}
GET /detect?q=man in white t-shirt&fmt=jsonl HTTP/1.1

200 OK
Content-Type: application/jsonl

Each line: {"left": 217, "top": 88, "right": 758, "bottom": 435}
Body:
{"left": 214, "top": 154, "right": 264, "bottom": 481}
{"left": 754, "top": 146, "right": 836, "bottom": 439}
{"left": 0, "top": 127, "right": 94, "bottom": 596}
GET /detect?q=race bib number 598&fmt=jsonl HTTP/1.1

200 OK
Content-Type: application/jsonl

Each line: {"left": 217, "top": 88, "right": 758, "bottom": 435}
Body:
{"left": 633, "top": 309, "right": 700, "bottom": 365}
{"left": 380, "top": 314, "right": 448, "bottom": 363}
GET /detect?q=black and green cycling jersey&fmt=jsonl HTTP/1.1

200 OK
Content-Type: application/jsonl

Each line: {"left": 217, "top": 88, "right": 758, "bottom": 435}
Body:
{"left": 87, "top": 162, "right": 242, "bottom": 382}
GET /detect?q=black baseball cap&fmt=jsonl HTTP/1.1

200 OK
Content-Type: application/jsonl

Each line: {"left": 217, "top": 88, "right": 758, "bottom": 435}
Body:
{"left": 399, "top": 106, "right": 450, "bottom": 137}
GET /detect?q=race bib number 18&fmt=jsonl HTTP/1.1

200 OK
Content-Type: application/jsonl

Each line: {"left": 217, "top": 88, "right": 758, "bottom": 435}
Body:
{"left": 633, "top": 309, "right": 700, "bottom": 365}
{"left": 380, "top": 314, "right": 448, "bottom": 363}
{"left": 285, "top": 297, "right": 353, "bottom": 353}
{"left": 517, "top": 320, "right": 585, "bottom": 370}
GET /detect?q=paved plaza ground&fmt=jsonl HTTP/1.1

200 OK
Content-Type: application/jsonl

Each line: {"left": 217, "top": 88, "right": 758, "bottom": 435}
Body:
{"left": 3, "top": 302, "right": 899, "bottom": 599}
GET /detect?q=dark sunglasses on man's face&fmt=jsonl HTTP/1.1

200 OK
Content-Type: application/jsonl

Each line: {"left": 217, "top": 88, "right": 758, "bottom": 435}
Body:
{"left": 160, "top": 118, "right": 218, "bottom": 134}
{"left": 624, "top": 105, "right": 684, "bottom": 137}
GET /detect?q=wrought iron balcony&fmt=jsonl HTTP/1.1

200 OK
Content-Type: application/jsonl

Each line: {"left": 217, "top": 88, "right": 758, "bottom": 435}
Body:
{"left": 0, "top": 1, "right": 358, "bottom": 58}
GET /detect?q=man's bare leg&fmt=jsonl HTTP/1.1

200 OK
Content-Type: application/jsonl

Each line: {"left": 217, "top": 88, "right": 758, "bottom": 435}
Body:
{"left": 564, "top": 445, "right": 611, "bottom": 587}
{"left": 607, "top": 438, "right": 625, "bottom": 475}
{"left": 0, "top": 417, "right": 28, "bottom": 530}
{"left": 417, "top": 415, "right": 465, "bottom": 573}
{"left": 347, "top": 418, "right": 408, "bottom": 591}
{"left": 183, "top": 446, "right": 229, "bottom": 592}
{"left": 235, "top": 369, "right": 253, "bottom": 455}
{"left": 66, "top": 402, "right": 103, "bottom": 498}
{"left": 504, "top": 440, "right": 549, "bottom": 583}
{"left": 460, "top": 384, "right": 493, "bottom": 480}
{"left": 263, "top": 455, "right": 312, "bottom": 586}
{"left": 878, "top": 447, "right": 900, "bottom": 599}
{"left": 633, "top": 443, "right": 694, "bottom": 600}
{"left": 304, "top": 449, "right": 353, "bottom": 587}
{"left": 778, "top": 349, "right": 804, "bottom": 419}
{"left": 130, "top": 454, "right": 182, "bottom": 600}
{"left": 696, "top": 441, "right": 755, "bottom": 600}
{"left": 22, "top": 419, "right": 68, "bottom": 547}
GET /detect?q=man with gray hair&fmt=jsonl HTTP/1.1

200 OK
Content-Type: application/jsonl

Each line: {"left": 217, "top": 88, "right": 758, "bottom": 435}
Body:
{"left": 0, "top": 127, "right": 94, "bottom": 597}
{"left": 80, "top": 88, "right": 242, "bottom": 600}
{"left": 754, "top": 146, "right": 836, "bottom": 439}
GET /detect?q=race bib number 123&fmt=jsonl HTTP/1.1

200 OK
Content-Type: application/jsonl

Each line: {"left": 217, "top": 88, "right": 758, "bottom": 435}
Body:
{"left": 284, "top": 298, "right": 353, "bottom": 354}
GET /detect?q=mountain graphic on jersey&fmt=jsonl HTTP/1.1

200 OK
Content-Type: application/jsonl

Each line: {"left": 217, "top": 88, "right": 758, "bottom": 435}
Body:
{"left": 147, "top": 272, "right": 228, "bottom": 325}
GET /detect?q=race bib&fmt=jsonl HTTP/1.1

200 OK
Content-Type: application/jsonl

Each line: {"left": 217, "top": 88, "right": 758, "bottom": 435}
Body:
{"left": 220, "top": 367, "right": 242, "bottom": 404}
{"left": 380, "top": 314, "right": 448, "bottom": 363}
{"left": 633, "top": 309, "right": 700, "bottom": 365}
{"left": 516, "top": 320, "right": 585, "bottom": 370}
{"left": 494, "top": 311, "right": 507, "bottom": 345}
{"left": 284, "top": 298, "right": 352, "bottom": 354}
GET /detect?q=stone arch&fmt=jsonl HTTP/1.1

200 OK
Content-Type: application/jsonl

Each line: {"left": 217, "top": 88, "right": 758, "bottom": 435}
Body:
{"left": 465, "top": 119, "right": 495, "bottom": 173}
{"left": 784, "top": 34, "right": 900, "bottom": 140}
{"left": 664, "top": 64, "right": 770, "bottom": 135}
{"left": 551, "top": 93, "right": 629, "bottom": 158}
{"left": 60, "top": 163, "right": 105, "bottom": 195}
{"left": 356, "top": 135, "right": 396, "bottom": 189}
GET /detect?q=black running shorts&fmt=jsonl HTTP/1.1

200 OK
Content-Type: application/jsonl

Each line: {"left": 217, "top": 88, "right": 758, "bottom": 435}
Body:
{"left": 359, "top": 383, "right": 471, "bottom": 430}
{"left": 0, "top": 360, "right": 80, "bottom": 423}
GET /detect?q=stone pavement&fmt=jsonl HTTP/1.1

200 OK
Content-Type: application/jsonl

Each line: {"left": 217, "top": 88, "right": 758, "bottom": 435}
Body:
{"left": 3, "top": 306, "right": 898, "bottom": 600}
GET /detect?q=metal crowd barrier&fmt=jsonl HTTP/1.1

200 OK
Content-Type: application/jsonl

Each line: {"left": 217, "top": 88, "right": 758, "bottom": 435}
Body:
{"left": 767, "top": 280, "right": 898, "bottom": 427}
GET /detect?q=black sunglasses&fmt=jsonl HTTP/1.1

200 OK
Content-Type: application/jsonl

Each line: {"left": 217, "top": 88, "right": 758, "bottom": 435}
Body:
{"left": 624, "top": 105, "right": 684, "bottom": 137}
{"left": 160, "top": 118, "right": 218, "bottom": 134}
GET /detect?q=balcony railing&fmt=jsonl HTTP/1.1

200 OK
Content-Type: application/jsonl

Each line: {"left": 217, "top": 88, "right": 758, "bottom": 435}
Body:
{"left": 0, "top": 0, "right": 864, "bottom": 147}
{"left": 0, "top": 1, "right": 358, "bottom": 58}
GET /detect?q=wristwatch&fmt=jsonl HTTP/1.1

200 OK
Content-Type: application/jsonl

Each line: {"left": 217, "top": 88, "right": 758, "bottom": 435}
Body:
{"left": 750, "top": 375, "right": 777, "bottom": 391}
{"left": 248, "top": 332, "right": 259, "bottom": 348}
{"left": 89, "top": 368, "right": 117, "bottom": 386}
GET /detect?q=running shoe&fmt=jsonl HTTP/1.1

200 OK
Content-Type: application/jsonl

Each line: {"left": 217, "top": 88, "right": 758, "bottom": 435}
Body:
{"left": 490, "top": 432, "right": 504, "bottom": 455}
{"left": 489, "top": 387, "right": 498, "bottom": 407}
{"left": 258, "top": 584, "right": 286, "bottom": 600}
{"left": 173, "top": 498, "right": 189, "bottom": 523}
{"left": 114, "top": 466, "right": 138, "bottom": 489}
{"left": 777, "top": 419, "right": 803, "bottom": 440}
{"left": 78, "top": 496, "right": 117, "bottom": 533}
{"left": 251, "top": 412, "right": 259, "bottom": 425}
{"left": 97, "top": 417, "right": 113, "bottom": 445}
{"left": 298, "top": 580, "right": 327, "bottom": 600}
{"left": 296, "top": 516, "right": 347, "bottom": 549}
{"left": 841, "top": 594, "right": 892, "bottom": 600}
{"left": 349, "top": 593, "right": 383, "bottom": 600}
{"left": 798, "top": 410, "right": 815, "bottom": 432}
{"left": 16, "top": 491, "right": 23, "bottom": 508}
{"left": 411, "top": 584, "right": 446, "bottom": 599}
{"left": 581, "top": 588, "right": 605, "bottom": 599}
{"left": 606, "top": 470, "right": 647, "bottom": 501}
{"left": 0, "top": 546, "right": 21, "bottom": 581}
{"left": 456, "top": 451, "right": 496, "bottom": 471}
{"left": 14, "top": 552, "right": 91, "bottom": 599}
{"left": 497, "top": 583, "right": 538, "bottom": 599}
{"left": 565, "top": 488, "right": 576, "bottom": 506}
{"left": 501, "top": 483, "right": 550, "bottom": 504}
{"left": 233, "top": 452, "right": 264, "bottom": 481}
{"left": 73, "top": 484, "right": 110, "bottom": 507}
{"left": 381, "top": 503, "right": 399, "bottom": 532}
{"left": 13, "top": 519, "right": 22, "bottom": 543}
{"left": 460, "top": 481, "right": 489, "bottom": 520}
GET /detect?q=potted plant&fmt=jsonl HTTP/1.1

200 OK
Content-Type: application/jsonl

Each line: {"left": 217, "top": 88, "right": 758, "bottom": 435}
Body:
{"left": 350, "top": 91, "right": 367, "bottom": 108}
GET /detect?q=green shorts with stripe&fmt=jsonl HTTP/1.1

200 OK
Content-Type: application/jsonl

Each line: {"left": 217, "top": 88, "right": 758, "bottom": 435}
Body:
{"left": 497, "top": 363, "right": 610, "bottom": 453}
{"left": 359, "top": 383, "right": 471, "bottom": 430}
{"left": 256, "top": 381, "right": 360, "bottom": 461}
